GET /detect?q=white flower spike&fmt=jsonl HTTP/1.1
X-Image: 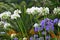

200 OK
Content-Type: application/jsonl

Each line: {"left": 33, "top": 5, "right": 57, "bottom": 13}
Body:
{"left": 0, "top": 11, "right": 11, "bottom": 19}
{"left": 4, "top": 22, "right": 11, "bottom": 29}
{"left": 11, "top": 13, "right": 20, "bottom": 19}
{"left": 33, "top": 23, "right": 39, "bottom": 27}
{"left": 14, "top": 9, "right": 21, "bottom": 14}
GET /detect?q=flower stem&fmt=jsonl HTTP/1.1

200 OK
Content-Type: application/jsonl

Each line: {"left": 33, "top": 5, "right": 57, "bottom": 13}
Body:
{"left": 20, "top": 18, "right": 28, "bottom": 37}
{"left": 16, "top": 19, "right": 25, "bottom": 37}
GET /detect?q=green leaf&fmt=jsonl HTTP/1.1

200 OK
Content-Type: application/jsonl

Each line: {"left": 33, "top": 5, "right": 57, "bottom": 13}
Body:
{"left": 51, "top": 38, "right": 57, "bottom": 40}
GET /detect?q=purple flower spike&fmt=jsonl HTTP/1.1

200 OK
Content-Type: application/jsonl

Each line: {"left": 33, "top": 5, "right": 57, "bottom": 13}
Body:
{"left": 54, "top": 18, "right": 58, "bottom": 24}
{"left": 14, "top": 37, "right": 18, "bottom": 40}
{"left": 40, "top": 20, "right": 45, "bottom": 27}
{"left": 46, "top": 26, "right": 50, "bottom": 31}
{"left": 34, "top": 27, "right": 39, "bottom": 32}
{"left": 51, "top": 26, "right": 54, "bottom": 31}
{"left": 40, "top": 18, "right": 54, "bottom": 32}
{"left": 50, "top": 20, "right": 53, "bottom": 23}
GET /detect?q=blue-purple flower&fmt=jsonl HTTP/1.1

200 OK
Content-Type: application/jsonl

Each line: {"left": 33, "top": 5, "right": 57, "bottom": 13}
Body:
{"left": 40, "top": 20, "right": 45, "bottom": 27}
{"left": 40, "top": 18, "right": 54, "bottom": 31}
{"left": 45, "top": 35, "right": 50, "bottom": 40}
{"left": 14, "top": 37, "right": 18, "bottom": 40}
{"left": 34, "top": 23, "right": 39, "bottom": 32}
{"left": 42, "top": 31, "right": 46, "bottom": 35}
{"left": 34, "top": 27, "right": 39, "bottom": 32}
{"left": 30, "top": 36, "right": 33, "bottom": 40}
{"left": 54, "top": 18, "right": 58, "bottom": 24}
{"left": 34, "top": 34, "right": 38, "bottom": 38}
{"left": 38, "top": 27, "right": 43, "bottom": 31}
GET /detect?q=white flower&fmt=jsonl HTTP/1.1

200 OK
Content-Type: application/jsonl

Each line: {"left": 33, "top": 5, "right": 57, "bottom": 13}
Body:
{"left": 11, "top": 34, "right": 16, "bottom": 38}
{"left": 26, "top": 7, "right": 49, "bottom": 15}
{"left": 53, "top": 7, "right": 60, "bottom": 14}
{"left": 4, "top": 22, "right": 11, "bottom": 29}
{"left": 53, "top": 8, "right": 57, "bottom": 14}
{"left": 11, "top": 14, "right": 20, "bottom": 19}
{"left": 58, "top": 22, "right": 60, "bottom": 26}
{"left": 33, "top": 23, "right": 39, "bottom": 27}
{"left": 39, "top": 7, "right": 43, "bottom": 13}
{"left": 26, "top": 7, "right": 36, "bottom": 14}
{"left": 30, "top": 7, "right": 36, "bottom": 13}
{"left": 41, "top": 7, "right": 49, "bottom": 15}
{"left": 44, "top": 7, "right": 49, "bottom": 14}
{"left": 0, "top": 11, "right": 11, "bottom": 19}
{"left": 26, "top": 8, "right": 31, "bottom": 14}
{"left": 23, "top": 37, "right": 27, "bottom": 40}
{"left": 0, "top": 21, "right": 4, "bottom": 25}
{"left": 39, "top": 7, "right": 43, "bottom": 15}
{"left": 26, "top": 7, "right": 40, "bottom": 15}
{"left": 14, "top": 9, "right": 21, "bottom": 14}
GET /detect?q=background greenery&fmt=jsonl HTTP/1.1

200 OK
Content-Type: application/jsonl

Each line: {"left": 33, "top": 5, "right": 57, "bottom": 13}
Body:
{"left": 0, "top": 0, "right": 60, "bottom": 13}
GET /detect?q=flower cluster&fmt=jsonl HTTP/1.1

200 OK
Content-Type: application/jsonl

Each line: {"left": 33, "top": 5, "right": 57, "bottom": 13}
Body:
{"left": 0, "top": 9, "right": 21, "bottom": 38}
{"left": 0, "top": 9, "right": 21, "bottom": 29}
{"left": 53, "top": 7, "right": 60, "bottom": 14}
{"left": 40, "top": 18, "right": 54, "bottom": 32}
{"left": 0, "top": 11, "right": 11, "bottom": 19}
{"left": 11, "top": 9, "right": 21, "bottom": 19}
{"left": 0, "top": 9, "right": 21, "bottom": 20}
{"left": 0, "top": 7, "right": 60, "bottom": 40}
{"left": 32, "top": 18, "right": 60, "bottom": 40}
{"left": 26, "top": 7, "right": 49, "bottom": 15}
{"left": 34, "top": 18, "right": 55, "bottom": 32}
{"left": 53, "top": 18, "right": 60, "bottom": 27}
{"left": 0, "top": 21, "right": 11, "bottom": 29}
{"left": 30, "top": 34, "right": 50, "bottom": 40}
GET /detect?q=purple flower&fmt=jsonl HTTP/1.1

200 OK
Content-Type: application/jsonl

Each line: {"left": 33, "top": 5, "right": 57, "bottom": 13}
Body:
{"left": 46, "top": 26, "right": 50, "bottom": 31}
{"left": 34, "top": 27, "right": 39, "bottom": 32}
{"left": 46, "top": 21, "right": 54, "bottom": 25}
{"left": 40, "top": 18, "right": 54, "bottom": 32}
{"left": 46, "top": 24, "right": 54, "bottom": 31}
{"left": 42, "top": 31, "right": 46, "bottom": 35}
{"left": 30, "top": 36, "right": 33, "bottom": 40}
{"left": 54, "top": 18, "right": 58, "bottom": 24}
{"left": 58, "top": 19, "right": 60, "bottom": 22}
{"left": 14, "top": 37, "right": 18, "bottom": 40}
{"left": 45, "top": 36, "right": 50, "bottom": 40}
{"left": 38, "top": 27, "right": 43, "bottom": 31}
{"left": 50, "top": 20, "right": 53, "bottom": 23}
{"left": 40, "top": 20, "right": 45, "bottom": 27}
{"left": 34, "top": 34, "right": 38, "bottom": 38}
{"left": 45, "top": 18, "right": 50, "bottom": 21}
{"left": 51, "top": 26, "right": 54, "bottom": 31}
